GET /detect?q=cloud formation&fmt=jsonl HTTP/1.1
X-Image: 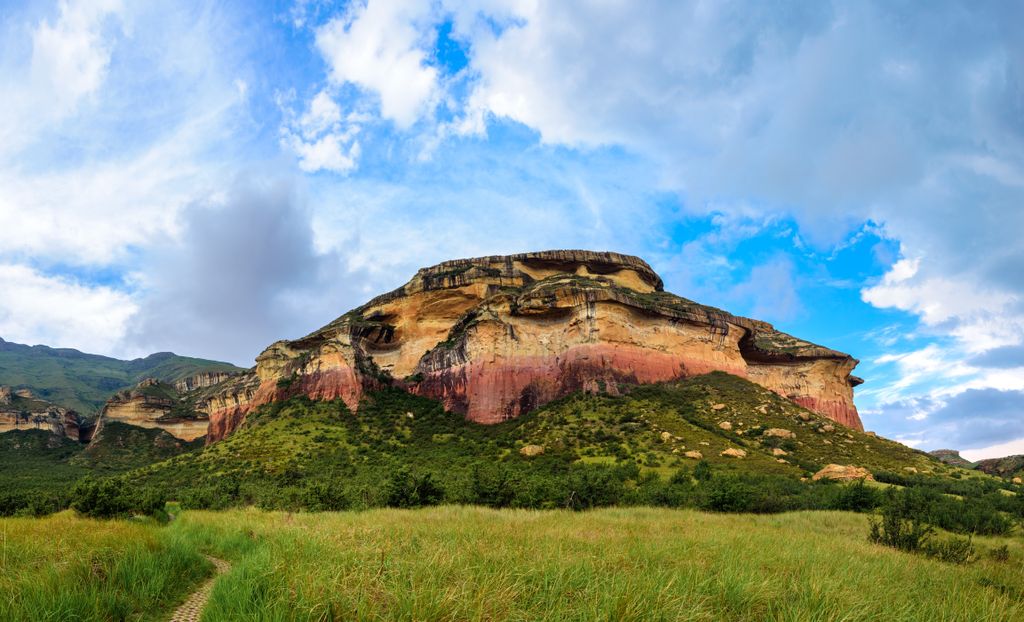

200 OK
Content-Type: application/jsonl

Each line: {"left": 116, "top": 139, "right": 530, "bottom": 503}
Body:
{"left": 123, "top": 176, "right": 358, "bottom": 365}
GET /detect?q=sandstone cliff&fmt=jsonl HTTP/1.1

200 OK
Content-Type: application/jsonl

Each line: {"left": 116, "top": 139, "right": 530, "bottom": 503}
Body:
{"left": 99, "top": 379, "right": 208, "bottom": 442}
{"left": 0, "top": 385, "right": 86, "bottom": 441}
{"left": 199, "top": 250, "right": 863, "bottom": 443}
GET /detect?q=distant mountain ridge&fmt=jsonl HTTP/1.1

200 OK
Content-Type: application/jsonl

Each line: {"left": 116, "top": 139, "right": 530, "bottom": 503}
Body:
{"left": 0, "top": 337, "right": 244, "bottom": 416}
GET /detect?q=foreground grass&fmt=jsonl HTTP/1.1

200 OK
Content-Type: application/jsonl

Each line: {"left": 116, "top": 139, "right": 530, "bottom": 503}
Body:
{"left": 178, "top": 507, "right": 1024, "bottom": 621}
{"left": 3, "top": 507, "right": 1023, "bottom": 621}
{"left": 0, "top": 511, "right": 208, "bottom": 621}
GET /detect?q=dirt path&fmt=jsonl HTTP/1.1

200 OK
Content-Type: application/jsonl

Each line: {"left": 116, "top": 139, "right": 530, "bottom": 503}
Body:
{"left": 168, "top": 555, "right": 231, "bottom": 622}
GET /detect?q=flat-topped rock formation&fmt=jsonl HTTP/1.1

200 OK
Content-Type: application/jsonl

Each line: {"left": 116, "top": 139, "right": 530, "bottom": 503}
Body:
{"left": 198, "top": 250, "right": 863, "bottom": 443}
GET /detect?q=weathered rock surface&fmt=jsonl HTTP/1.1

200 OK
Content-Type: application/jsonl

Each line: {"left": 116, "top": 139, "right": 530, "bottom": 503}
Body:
{"left": 812, "top": 464, "right": 874, "bottom": 481}
{"left": 0, "top": 385, "right": 86, "bottom": 441}
{"left": 199, "top": 250, "right": 863, "bottom": 443}
{"left": 100, "top": 379, "right": 208, "bottom": 441}
{"left": 928, "top": 449, "right": 974, "bottom": 468}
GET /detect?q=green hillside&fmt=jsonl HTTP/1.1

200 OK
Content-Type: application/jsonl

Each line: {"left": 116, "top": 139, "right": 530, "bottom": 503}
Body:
{"left": 0, "top": 338, "right": 244, "bottom": 415}
{"left": 0, "top": 421, "right": 203, "bottom": 512}
{"left": 129, "top": 372, "right": 999, "bottom": 511}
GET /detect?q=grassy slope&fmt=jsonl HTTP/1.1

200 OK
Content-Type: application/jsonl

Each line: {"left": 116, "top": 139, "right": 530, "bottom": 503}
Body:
{"left": 0, "top": 338, "right": 243, "bottom": 414}
{"left": 6, "top": 507, "right": 1021, "bottom": 621}
{"left": 130, "top": 372, "right": 981, "bottom": 503}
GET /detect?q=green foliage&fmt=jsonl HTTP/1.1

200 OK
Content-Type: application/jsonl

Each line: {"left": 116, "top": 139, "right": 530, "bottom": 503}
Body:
{"left": 384, "top": 467, "right": 444, "bottom": 508}
{"left": 925, "top": 535, "right": 976, "bottom": 565}
{"left": 829, "top": 479, "right": 881, "bottom": 512}
{"left": 70, "top": 476, "right": 167, "bottom": 519}
{"left": 869, "top": 490, "right": 935, "bottom": 553}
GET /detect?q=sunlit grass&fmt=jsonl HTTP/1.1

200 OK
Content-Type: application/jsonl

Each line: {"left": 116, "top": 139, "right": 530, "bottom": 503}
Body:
{"left": 181, "top": 507, "right": 1024, "bottom": 621}
{"left": 3, "top": 507, "right": 1023, "bottom": 621}
{"left": 0, "top": 511, "right": 208, "bottom": 621}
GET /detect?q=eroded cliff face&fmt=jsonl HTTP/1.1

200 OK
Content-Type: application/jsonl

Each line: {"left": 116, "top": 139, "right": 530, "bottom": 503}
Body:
{"left": 0, "top": 386, "right": 86, "bottom": 441}
{"left": 201, "top": 250, "right": 864, "bottom": 442}
{"left": 100, "top": 379, "right": 208, "bottom": 441}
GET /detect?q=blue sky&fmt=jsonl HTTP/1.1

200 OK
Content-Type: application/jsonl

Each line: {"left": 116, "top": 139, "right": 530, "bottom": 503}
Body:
{"left": 0, "top": 0, "right": 1021, "bottom": 459}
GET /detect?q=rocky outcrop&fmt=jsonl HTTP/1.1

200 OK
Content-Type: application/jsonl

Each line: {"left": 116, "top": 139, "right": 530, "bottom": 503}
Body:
{"left": 201, "top": 250, "right": 864, "bottom": 443}
{"left": 0, "top": 385, "right": 86, "bottom": 441}
{"left": 929, "top": 449, "right": 973, "bottom": 468}
{"left": 812, "top": 464, "right": 874, "bottom": 481}
{"left": 100, "top": 379, "right": 208, "bottom": 441}
{"left": 173, "top": 371, "right": 238, "bottom": 393}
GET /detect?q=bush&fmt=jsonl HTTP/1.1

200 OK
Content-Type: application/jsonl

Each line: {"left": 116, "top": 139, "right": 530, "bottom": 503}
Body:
{"left": 469, "top": 465, "right": 517, "bottom": 508}
{"left": 869, "top": 491, "right": 935, "bottom": 553}
{"left": 385, "top": 467, "right": 443, "bottom": 508}
{"left": 829, "top": 480, "right": 880, "bottom": 512}
{"left": 989, "top": 545, "right": 1010, "bottom": 562}
{"left": 693, "top": 460, "right": 712, "bottom": 482}
{"left": 925, "top": 535, "right": 975, "bottom": 564}
{"left": 702, "top": 476, "right": 758, "bottom": 513}
{"left": 302, "top": 481, "right": 349, "bottom": 511}
{"left": 564, "top": 465, "right": 625, "bottom": 510}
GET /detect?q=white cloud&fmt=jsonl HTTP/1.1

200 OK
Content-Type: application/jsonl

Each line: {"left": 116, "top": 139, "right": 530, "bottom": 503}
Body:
{"left": 0, "top": 264, "right": 136, "bottom": 354}
{"left": 315, "top": 1, "right": 439, "bottom": 129}
{"left": 0, "top": 1, "right": 252, "bottom": 266}
{"left": 962, "top": 438, "right": 1024, "bottom": 463}
{"left": 279, "top": 89, "right": 362, "bottom": 174}
{"left": 30, "top": 0, "right": 124, "bottom": 108}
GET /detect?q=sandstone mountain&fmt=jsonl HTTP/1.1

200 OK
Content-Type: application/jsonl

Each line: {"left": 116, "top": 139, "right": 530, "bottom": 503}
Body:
{"left": 192, "top": 250, "right": 863, "bottom": 444}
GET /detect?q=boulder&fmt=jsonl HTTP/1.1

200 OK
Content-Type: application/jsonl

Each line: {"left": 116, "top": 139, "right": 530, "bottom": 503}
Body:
{"left": 764, "top": 428, "right": 795, "bottom": 439}
{"left": 718, "top": 421, "right": 733, "bottom": 431}
{"left": 684, "top": 450, "right": 703, "bottom": 460}
{"left": 771, "top": 448, "right": 788, "bottom": 457}
{"left": 519, "top": 444, "right": 545, "bottom": 457}
{"left": 812, "top": 464, "right": 874, "bottom": 482}
{"left": 720, "top": 448, "right": 746, "bottom": 458}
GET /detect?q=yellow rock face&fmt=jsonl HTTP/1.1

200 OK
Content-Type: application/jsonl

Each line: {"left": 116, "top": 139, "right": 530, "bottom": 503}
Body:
{"left": 200, "top": 250, "right": 864, "bottom": 443}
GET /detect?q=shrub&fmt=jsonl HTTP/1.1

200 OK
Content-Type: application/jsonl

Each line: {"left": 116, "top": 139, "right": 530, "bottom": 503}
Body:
{"left": 385, "top": 467, "right": 443, "bottom": 508}
{"left": 693, "top": 460, "right": 712, "bottom": 482}
{"left": 302, "top": 481, "right": 349, "bottom": 511}
{"left": 829, "top": 479, "right": 880, "bottom": 512}
{"left": 989, "top": 545, "right": 1010, "bottom": 563}
{"left": 469, "top": 465, "right": 517, "bottom": 508}
{"left": 564, "top": 465, "right": 625, "bottom": 510}
{"left": 702, "top": 476, "right": 758, "bottom": 513}
{"left": 869, "top": 491, "right": 935, "bottom": 553}
{"left": 925, "top": 535, "right": 975, "bottom": 564}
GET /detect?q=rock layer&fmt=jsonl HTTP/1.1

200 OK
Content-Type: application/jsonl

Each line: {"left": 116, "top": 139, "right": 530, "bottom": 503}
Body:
{"left": 201, "top": 250, "right": 864, "bottom": 442}
{"left": 100, "top": 379, "right": 208, "bottom": 441}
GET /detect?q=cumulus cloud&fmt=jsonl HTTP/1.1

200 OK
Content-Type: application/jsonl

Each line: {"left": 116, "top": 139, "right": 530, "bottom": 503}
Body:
{"left": 0, "top": 264, "right": 136, "bottom": 354}
{"left": 279, "top": 90, "right": 362, "bottom": 174}
{"left": 315, "top": 1, "right": 439, "bottom": 129}
{"left": 122, "top": 176, "right": 364, "bottom": 365}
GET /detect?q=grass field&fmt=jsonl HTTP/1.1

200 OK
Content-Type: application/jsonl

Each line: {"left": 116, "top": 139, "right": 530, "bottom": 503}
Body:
{"left": 3, "top": 506, "right": 1023, "bottom": 621}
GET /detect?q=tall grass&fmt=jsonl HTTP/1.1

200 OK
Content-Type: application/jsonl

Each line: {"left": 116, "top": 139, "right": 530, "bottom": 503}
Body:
{"left": 179, "top": 507, "right": 1024, "bottom": 621}
{"left": 3, "top": 507, "right": 1023, "bottom": 621}
{"left": 0, "top": 511, "right": 208, "bottom": 621}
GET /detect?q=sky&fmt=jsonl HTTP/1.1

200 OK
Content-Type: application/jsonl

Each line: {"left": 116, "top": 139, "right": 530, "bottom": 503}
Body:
{"left": 0, "top": 0, "right": 1021, "bottom": 459}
